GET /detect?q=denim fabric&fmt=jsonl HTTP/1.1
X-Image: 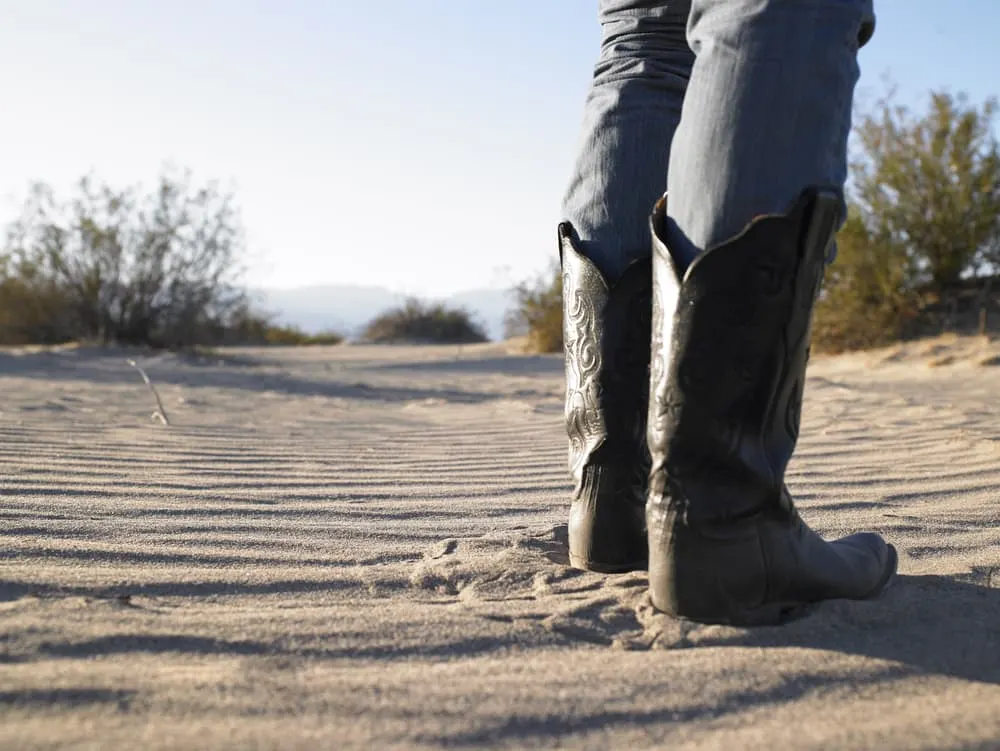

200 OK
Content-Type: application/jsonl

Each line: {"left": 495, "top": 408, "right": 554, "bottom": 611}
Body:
{"left": 563, "top": 0, "right": 875, "bottom": 273}
{"left": 562, "top": 0, "right": 693, "bottom": 280}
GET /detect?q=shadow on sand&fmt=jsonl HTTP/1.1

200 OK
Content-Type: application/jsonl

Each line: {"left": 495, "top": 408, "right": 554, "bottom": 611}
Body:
{"left": 2, "top": 560, "right": 998, "bottom": 745}
{"left": 3, "top": 570, "right": 997, "bottom": 684}
{"left": 0, "top": 349, "right": 538, "bottom": 405}
{"left": 427, "top": 569, "right": 1000, "bottom": 746}
{"left": 370, "top": 354, "right": 562, "bottom": 377}
{"left": 4, "top": 571, "right": 997, "bottom": 745}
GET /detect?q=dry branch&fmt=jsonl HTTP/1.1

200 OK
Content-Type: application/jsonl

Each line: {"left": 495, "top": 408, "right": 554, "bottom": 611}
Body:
{"left": 127, "top": 358, "right": 171, "bottom": 426}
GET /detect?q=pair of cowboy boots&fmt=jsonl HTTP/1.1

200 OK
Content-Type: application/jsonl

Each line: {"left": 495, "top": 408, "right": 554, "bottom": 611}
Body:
{"left": 561, "top": 188, "right": 897, "bottom": 625}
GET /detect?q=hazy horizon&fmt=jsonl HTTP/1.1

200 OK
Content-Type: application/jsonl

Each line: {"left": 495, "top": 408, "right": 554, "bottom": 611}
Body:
{"left": 254, "top": 281, "right": 515, "bottom": 341}
{"left": 2, "top": 1, "right": 998, "bottom": 298}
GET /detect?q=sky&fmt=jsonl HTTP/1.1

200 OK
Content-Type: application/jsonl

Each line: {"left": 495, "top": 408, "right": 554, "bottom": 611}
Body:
{"left": 1, "top": 0, "right": 998, "bottom": 298}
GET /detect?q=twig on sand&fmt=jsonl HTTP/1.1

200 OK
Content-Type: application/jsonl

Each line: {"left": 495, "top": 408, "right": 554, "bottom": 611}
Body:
{"left": 126, "top": 358, "right": 171, "bottom": 426}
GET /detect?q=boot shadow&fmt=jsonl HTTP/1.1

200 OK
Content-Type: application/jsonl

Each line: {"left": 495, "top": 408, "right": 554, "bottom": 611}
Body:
{"left": 544, "top": 521, "right": 1000, "bottom": 685}
{"left": 689, "top": 571, "right": 1000, "bottom": 685}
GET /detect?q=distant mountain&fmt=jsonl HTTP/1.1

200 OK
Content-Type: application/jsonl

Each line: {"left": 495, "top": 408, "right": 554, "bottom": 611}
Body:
{"left": 253, "top": 285, "right": 516, "bottom": 341}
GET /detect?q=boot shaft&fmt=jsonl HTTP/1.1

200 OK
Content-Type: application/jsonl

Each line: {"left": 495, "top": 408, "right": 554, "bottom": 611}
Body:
{"left": 560, "top": 224, "right": 653, "bottom": 493}
{"left": 560, "top": 225, "right": 653, "bottom": 572}
{"left": 647, "top": 189, "right": 841, "bottom": 525}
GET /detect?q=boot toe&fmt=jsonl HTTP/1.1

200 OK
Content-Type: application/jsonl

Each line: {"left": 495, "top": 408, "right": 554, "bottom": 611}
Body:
{"left": 832, "top": 532, "right": 898, "bottom": 598}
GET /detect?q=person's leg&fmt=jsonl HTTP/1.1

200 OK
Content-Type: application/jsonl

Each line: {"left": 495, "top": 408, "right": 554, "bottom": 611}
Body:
{"left": 563, "top": 0, "right": 693, "bottom": 281}
{"left": 645, "top": 0, "right": 896, "bottom": 624}
{"left": 665, "top": 0, "right": 874, "bottom": 262}
{"left": 560, "top": 0, "right": 692, "bottom": 572}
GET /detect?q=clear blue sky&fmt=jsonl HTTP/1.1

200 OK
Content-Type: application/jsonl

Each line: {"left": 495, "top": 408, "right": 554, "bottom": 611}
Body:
{"left": 1, "top": 1, "right": 997, "bottom": 297}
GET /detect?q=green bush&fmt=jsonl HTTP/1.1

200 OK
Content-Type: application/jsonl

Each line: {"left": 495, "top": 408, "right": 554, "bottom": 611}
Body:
{"left": 810, "top": 87, "right": 1000, "bottom": 352}
{"left": 1, "top": 172, "right": 250, "bottom": 348}
{"left": 0, "top": 172, "right": 349, "bottom": 349}
{"left": 220, "top": 306, "right": 344, "bottom": 347}
{"left": 262, "top": 326, "right": 344, "bottom": 346}
{"left": 361, "top": 298, "right": 487, "bottom": 344}
{"left": 0, "top": 264, "right": 78, "bottom": 345}
{"left": 812, "top": 213, "right": 921, "bottom": 353}
{"left": 505, "top": 264, "right": 563, "bottom": 353}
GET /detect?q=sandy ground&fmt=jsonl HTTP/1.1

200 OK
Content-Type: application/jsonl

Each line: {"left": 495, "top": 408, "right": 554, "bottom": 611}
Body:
{"left": 2, "top": 335, "right": 1000, "bottom": 750}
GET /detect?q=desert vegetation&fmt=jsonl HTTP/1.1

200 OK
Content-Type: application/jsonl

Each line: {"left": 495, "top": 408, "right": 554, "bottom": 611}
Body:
{"left": 360, "top": 298, "right": 488, "bottom": 344}
{"left": 814, "top": 88, "right": 1000, "bottom": 351}
{"left": 504, "top": 262, "right": 564, "bottom": 353}
{"left": 4, "top": 87, "right": 996, "bottom": 354}
{"left": 510, "top": 87, "right": 1000, "bottom": 354}
{"left": 0, "top": 169, "right": 342, "bottom": 349}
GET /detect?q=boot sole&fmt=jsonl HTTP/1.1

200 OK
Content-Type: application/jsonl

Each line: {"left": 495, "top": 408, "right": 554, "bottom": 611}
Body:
{"left": 569, "top": 554, "right": 647, "bottom": 574}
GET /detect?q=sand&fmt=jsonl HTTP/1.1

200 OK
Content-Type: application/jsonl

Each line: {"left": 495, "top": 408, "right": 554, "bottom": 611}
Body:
{"left": 2, "top": 336, "right": 999, "bottom": 750}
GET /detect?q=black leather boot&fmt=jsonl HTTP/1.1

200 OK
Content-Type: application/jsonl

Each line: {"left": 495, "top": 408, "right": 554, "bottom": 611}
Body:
{"left": 645, "top": 189, "right": 897, "bottom": 625}
{"left": 560, "top": 224, "right": 652, "bottom": 572}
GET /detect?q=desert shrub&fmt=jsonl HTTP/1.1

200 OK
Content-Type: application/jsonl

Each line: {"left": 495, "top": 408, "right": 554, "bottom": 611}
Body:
{"left": 0, "top": 255, "right": 78, "bottom": 345}
{"left": 812, "top": 213, "right": 922, "bottom": 353}
{"left": 1, "top": 170, "right": 252, "bottom": 348}
{"left": 361, "top": 298, "right": 487, "bottom": 344}
{"left": 506, "top": 263, "right": 563, "bottom": 353}
{"left": 260, "top": 326, "right": 344, "bottom": 346}
{"left": 218, "top": 304, "right": 344, "bottom": 346}
{"left": 300, "top": 331, "right": 346, "bottom": 346}
{"left": 814, "top": 86, "right": 1000, "bottom": 352}
{"left": 849, "top": 90, "right": 1000, "bottom": 294}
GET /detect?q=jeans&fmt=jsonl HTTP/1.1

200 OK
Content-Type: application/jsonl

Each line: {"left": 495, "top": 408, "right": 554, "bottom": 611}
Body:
{"left": 562, "top": 0, "right": 875, "bottom": 276}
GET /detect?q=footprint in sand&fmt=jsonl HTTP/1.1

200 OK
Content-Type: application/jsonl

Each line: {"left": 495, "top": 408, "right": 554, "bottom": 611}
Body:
{"left": 408, "top": 525, "right": 697, "bottom": 650}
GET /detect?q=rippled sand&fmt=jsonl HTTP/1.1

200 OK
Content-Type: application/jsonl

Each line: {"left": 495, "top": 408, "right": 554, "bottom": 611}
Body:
{"left": 2, "top": 336, "right": 999, "bottom": 750}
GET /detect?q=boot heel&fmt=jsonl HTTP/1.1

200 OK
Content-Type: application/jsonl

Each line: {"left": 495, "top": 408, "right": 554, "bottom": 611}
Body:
{"left": 569, "top": 554, "right": 647, "bottom": 574}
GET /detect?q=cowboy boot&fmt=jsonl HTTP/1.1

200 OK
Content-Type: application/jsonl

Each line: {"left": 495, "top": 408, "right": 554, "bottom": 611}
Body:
{"left": 645, "top": 188, "right": 897, "bottom": 625}
{"left": 560, "top": 224, "right": 652, "bottom": 572}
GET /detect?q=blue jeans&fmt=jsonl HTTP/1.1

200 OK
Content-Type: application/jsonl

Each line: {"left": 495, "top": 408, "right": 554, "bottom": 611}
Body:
{"left": 562, "top": 0, "right": 875, "bottom": 276}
